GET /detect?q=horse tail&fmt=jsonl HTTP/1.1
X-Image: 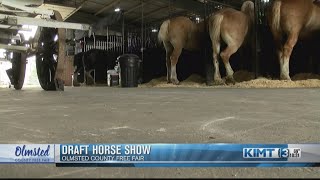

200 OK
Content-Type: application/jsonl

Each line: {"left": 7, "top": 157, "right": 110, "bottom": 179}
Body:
{"left": 270, "top": 0, "right": 282, "bottom": 33}
{"left": 209, "top": 14, "right": 224, "bottom": 53}
{"left": 158, "top": 20, "right": 170, "bottom": 44}
{"left": 241, "top": 1, "right": 255, "bottom": 23}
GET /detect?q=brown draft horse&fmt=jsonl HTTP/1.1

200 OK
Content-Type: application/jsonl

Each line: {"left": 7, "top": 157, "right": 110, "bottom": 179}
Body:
{"left": 268, "top": 0, "right": 320, "bottom": 80}
{"left": 158, "top": 17, "right": 206, "bottom": 85}
{"left": 208, "top": 1, "right": 254, "bottom": 84}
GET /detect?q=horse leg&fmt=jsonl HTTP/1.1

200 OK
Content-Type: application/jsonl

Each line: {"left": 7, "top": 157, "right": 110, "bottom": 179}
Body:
{"left": 73, "top": 66, "right": 82, "bottom": 86}
{"left": 280, "top": 32, "right": 298, "bottom": 80}
{"left": 212, "top": 42, "right": 224, "bottom": 85}
{"left": 82, "top": 55, "right": 87, "bottom": 85}
{"left": 85, "top": 69, "right": 95, "bottom": 85}
{"left": 170, "top": 47, "right": 182, "bottom": 85}
{"left": 164, "top": 42, "right": 173, "bottom": 83}
{"left": 220, "top": 44, "right": 240, "bottom": 85}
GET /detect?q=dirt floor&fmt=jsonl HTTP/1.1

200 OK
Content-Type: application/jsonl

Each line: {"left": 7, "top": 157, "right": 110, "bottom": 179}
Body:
{"left": 140, "top": 71, "right": 320, "bottom": 88}
{"left": 0, "top": 86, "right": 319, "bottom": 178}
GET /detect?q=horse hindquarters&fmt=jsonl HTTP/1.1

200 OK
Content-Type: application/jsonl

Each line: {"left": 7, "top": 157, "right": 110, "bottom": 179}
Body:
{"left": 220, "top": 37, "right": 242, "bottom": 84}
{"left": 159, "top": 18, "right": 186, "bottom": 85}
{"left": 209, "top": 14, "right": 224, "bottom": 84}
{"left": 159, "top": 20, "right": 173, "bottom": 83}
{"left": 269, "top": 0, "right": 290, "bottom": 80}
{"left": 269, "top": 0, "right": 306, "bottom": 80}
{"left": 211, "top": 13, "right": 247, "bottom": 84}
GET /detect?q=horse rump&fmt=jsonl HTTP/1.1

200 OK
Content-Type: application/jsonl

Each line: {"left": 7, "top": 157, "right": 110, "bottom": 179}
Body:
{"left": 209, "top": 14, "right": 224, "bottom": 53}
{"left": 158, "top": 20, "right": 170, "bottom": 44}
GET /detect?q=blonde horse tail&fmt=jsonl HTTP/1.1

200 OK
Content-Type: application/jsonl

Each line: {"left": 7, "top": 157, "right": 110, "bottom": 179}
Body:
{"left": 241, "top": 1, "right": 255, "bottom": 23}
{"left": 271, "top": 0, "right": 282, "bottom": 33}
{"left": 158, "top": 20, "right": 170, "bottom": 44}
{"left": 209, "top": 14, "right": 224, "bottom": 53}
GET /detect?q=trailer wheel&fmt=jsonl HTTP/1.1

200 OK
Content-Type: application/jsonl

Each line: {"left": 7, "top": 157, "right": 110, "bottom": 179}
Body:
{"left": 13, "top": 52, "right": 27, "bottom": 90}
{"left": 36, "top": 27, "right": 58, "bottom": 91}
{"left": 6, "top": 52, "right": 27, "bottom": 90}
{"left": 36, "top": 11, "right": 65, "bottom": 91}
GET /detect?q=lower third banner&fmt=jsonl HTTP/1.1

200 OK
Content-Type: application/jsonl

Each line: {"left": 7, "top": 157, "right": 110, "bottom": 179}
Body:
{"left": 0, "top": 144, "right": 320, "bottom": 167}
{"left": 55, "top": 144, "right": 320, "bottom": 167}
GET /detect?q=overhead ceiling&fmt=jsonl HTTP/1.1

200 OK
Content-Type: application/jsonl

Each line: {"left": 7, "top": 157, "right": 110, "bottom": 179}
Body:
{"left": 43, "top": 0, "right": 249, "bottom": 31}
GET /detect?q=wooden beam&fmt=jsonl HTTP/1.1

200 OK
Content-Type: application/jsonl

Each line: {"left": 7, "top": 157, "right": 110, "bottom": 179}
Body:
{"left": 94, "top": 0, "right": 121, "bottom": 16}
{"left": 64, "top": 0, "right": 89, "bottom": 21}
{"left": 66, "top": 11, "right": 101, "bottom": 24}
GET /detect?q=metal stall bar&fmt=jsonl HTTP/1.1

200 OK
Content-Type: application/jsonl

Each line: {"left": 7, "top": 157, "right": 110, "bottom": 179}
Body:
{"left": 254, "top": 0, "right": 261, "bottom": 78}
{"left": 141, "top": 0, "right": 144, "bottom": 63}
{"left": 203, "top": 1, "right": 214, "bottom": 85}
{"left": 107, "top": 26, "right": 109, "bottom": 51}
{"left": 122, "top": 11, "right": 125, "bottom": 55}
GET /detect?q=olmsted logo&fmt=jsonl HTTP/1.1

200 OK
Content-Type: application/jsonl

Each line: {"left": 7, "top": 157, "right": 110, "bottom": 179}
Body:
{"left": 15, "top": 145, "right": 51, "bottom": 157}
{"left": 243, "top": 148, "right": 281, "bottom": 158}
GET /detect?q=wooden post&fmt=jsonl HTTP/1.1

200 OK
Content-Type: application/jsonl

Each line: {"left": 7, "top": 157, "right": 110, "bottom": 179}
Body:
{"left": 63, "top": 56, "right": 74, "bottom": 86}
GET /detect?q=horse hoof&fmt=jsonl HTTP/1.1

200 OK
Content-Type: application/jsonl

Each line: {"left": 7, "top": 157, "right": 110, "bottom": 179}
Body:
{"left": 226, "top": 79, "right": 236, "bottom": 85}
{"left": 54, "top": 79, "right": 65, "bottom": 91}
{"left": 227, "top": 81, "right": 236, "bottom": 85}
{"left": 171, "top": 79, "right": 180, "bottom": 85}
{"left": 213, "top": 79, "right": 225, "bottom": 86}
{"left": 73, "top": 83, "right": 81, "bottom": 87}
{"left": 225, "top": 76, "right": 236, "bottom": 85}
{"left": 280, "top": 75, "right": 292, "bottom": 81}
{"left": 206, "top": 81, "right": 214, "bottom": 86}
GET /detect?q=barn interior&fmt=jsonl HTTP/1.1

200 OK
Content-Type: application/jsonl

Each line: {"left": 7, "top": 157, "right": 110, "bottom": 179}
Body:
{"left": 0, "top": 0, "right": 320, "bottom": 178}
{"left": 39, "top": 0, "right": 263, "bottom": 86}
{"left": 1, "top": 0, "right": 319, "bottom": 88}
{"left": 36, "top": 0, "right": 320, "bottom": 87}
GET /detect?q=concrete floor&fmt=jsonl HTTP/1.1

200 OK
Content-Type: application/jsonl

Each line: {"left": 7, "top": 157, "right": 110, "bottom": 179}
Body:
{"left": 0, "top": 86, "right": 319, "bottom": 178}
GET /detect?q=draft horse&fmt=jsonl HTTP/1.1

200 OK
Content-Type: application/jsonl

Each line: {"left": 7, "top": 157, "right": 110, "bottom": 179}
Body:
{"left": 158, "top": 16, "right": 206, "bottom": 85}
{"left": 208, "top": 1, "right": 255, "bottom": 84}
{"left": 268, "top": 0, "right": 320, "bottom": 80}
{"left": 73, "top": 49, "right": 116, "bottom": 86}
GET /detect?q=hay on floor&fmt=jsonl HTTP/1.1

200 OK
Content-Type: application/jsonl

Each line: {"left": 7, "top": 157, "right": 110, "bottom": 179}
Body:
{"left": 233, "top": 70, "right": 256, "bottom": 83}
{"left": 140, "top": 74, "right": 206, "bottom": 88}
{"left": 140, "top": 71, "right": 320, "bottom": 88}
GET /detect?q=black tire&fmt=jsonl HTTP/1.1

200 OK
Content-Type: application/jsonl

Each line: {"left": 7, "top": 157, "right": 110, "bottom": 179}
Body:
{"left": 12, "top": 52, "right": 27, "bottom": 90}
{"left": 36, "top": 27, "right": 58, "bottom": 91}
{"left": 36, "top": 11, "right": 65, "bottom": 91}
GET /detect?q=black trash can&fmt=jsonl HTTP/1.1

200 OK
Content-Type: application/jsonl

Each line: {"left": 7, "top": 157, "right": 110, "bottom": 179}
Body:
{"left": 117, "top": 54, "right": 142, "bottom": 88}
